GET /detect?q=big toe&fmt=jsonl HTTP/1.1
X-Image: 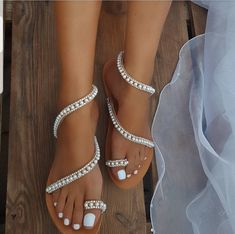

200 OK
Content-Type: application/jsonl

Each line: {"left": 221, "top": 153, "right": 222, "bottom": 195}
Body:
{"left": 83, "top": 182, "right": 102, "bottom": 229}
{"left": 111, "top": 164, "right": 127, "bottom": 181}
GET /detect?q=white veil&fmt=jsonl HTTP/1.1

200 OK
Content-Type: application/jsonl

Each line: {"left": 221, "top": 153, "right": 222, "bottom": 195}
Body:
{"left": 150, "top": 1, "right": 235, "bottom": 233}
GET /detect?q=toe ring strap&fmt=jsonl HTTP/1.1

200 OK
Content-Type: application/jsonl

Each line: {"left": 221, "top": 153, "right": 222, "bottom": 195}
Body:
{"left": 84, "top": 200, "right": 107, "bottom": 214}
{"left": 105, "top": 159, "right": 129, "bottom": 168}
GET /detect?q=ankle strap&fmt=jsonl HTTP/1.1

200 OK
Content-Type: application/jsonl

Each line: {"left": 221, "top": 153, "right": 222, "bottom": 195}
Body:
{"left": 53, "top": 85, "right": 98, "bottom": 138}
{"left": 117, "top": 51, "right": 156, "bottom": 95}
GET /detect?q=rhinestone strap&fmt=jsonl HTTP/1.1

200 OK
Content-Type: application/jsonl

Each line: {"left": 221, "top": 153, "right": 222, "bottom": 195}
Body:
{"left": 107, "top": 98, "right": 154, "bottom": 148}
{"left": 46, "top": 137, "right": 100, "bottom": 194}
{"left": 117, "top": 51, "right": 156, "bottom": 95}
{"left": 84, "top": 200, "right": 107, "bottom": 214}
{"left": 53, "top": 85, "right": 98, "bottom": 138}
{"left": 105, "top": 159, "right": 129, "bottom": 168}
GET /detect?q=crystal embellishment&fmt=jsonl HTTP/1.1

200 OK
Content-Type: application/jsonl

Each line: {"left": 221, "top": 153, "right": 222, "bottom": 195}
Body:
{"left": 117, "top": 51, "right": 156, "bottom": 95}
{"left": 46, "top": 137, "right": 100, "bottom": 194}
{"left": 84, "top": 200, "right": 107, "bottom": 213}
{"left": 107, "top": 98, "right": 155, "bottom": 148}
{"left": 105, "top": 159, "right": 129, "bottom": 168}
{"left": 53, "top": 85, "right": 98, "bottom": 138}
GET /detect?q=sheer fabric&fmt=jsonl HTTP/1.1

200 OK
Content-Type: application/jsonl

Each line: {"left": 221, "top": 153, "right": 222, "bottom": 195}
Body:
{"left": 150, "top": 1, "right": 235, "bottom": 234}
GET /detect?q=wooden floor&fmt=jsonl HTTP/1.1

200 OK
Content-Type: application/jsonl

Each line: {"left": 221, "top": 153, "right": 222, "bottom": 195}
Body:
{"left": 0, "top": 2, "right": 207, "bottom": 234}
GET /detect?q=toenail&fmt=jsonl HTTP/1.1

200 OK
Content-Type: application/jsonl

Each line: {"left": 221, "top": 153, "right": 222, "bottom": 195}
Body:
{"left": 117, "top": 169, "right": 126, "bottom": 180}
{"left": 83, "top": 213, "right": 96, "bottom": 227}
{"left": 144, "top": 156, "right": 147, "bottom": 160}
{"left": 127, "top": 174, "right": 132, "bottom": 178}
{"left": 53, "top": 202, "right": 57, "bottom": 207}
{"left": 64, "top": 218, "right": 70, "bottom": 226}
{"left": 138, "top": 165, "right": 141, "bottom": 168}
{"left": 73, "top": 224, "right": 81, "bottom": 230}
{"left": 58, "top": 212, "right": 63, "bottom": 219}
{"left": 134, "top": 170, "right": 138, "bottom": 175}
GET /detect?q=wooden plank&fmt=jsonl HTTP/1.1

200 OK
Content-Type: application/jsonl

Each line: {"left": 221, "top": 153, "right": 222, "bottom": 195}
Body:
{"left": 97, "top": 2, "right": 147, "bottom": 234}
{"left": 4, "top": 1, "right": 12, "bottom": 22}
{"left": 0, "top": 3, "right": 12, "bottom": 229}
{"left": 189, "top": 2, "right": 207, "bottom": 36}
{"left": 6, "top": 2, "right": 59, "bottom": 233}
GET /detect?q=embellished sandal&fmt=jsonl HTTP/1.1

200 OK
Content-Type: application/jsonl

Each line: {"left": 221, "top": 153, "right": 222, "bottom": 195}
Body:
{"left": 103, "top": 51, "right": 155, "bottom": 189}
{"left": 45, "top": 85, "right": 107, "bottom": 234}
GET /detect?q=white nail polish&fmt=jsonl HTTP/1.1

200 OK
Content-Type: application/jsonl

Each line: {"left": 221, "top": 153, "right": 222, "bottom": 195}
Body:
{"left": 53, "top": 202, "right": 57, "bottom": 207}
{"left": 144, "top": 156, "right": 147, "bottom": 160}
{"left": 73, "top": 224, "right": 81, "bottom": 230}
{"left": 58, "top": 212, "right": 63, "bottom": 219}
{"left": 83, "top": 213, "right": 96, "bottom": 227}
{"left": 127, "top": 174, "right": 132, "bottom": 178}
{"left": 138, "top": 165, "right": 141, "bottom": 168}
{"left": 64, "top": 218, "right": 70, "bottom": 226}
{"left": 134, "top": 170, "right": 138, "bottom": 175}
{"left": 117, "top": 169, "right": 126, "bottom": 180}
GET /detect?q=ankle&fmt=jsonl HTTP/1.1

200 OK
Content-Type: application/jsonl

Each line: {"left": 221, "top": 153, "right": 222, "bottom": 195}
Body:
{"left": 123, "top": 54, "right": 155, "bottom": 85}
{"left": 116, "top": 89, "right": 150, "bottom": 112}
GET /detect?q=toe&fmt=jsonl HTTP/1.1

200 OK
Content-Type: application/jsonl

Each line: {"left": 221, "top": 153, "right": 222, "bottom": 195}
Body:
{"left": 111, "top": 164, "right": 127, "bottom": 181}
{"left": 83, "top": 182, "right": 102, "bottom": 229}
{"left": 125, "top": 150, "right": 138, "bottom": 176}
{"left": 56, "top": 189, "right": 68, "bottom": 219}
{"left": 72, "top": 197, "right": 84, "bottom": 231}
{"left": 140, "top": 145, "right": 146, "bottom": 162}
{"left": 52, "top": 189, "right": 60, "bottom": 208}
{"left": 63, "top": 195, "right": 75, "bottom": 226}
{"left": 83, "top": 211, "right": 100, "bottom": 229}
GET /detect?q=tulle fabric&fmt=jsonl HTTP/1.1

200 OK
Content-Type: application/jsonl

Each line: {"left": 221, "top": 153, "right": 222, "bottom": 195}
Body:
{"left": 150, "top": 1, "right": 235, "bottom": 234}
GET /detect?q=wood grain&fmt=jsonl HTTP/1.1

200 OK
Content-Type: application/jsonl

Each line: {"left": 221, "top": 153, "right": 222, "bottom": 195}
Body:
{"left": 6, "top": 2, "right": 58, "bottom": 233}
{"left": 4, "top": 1, "right": 12, "bottom": 22}
{"left": 189, "top": 2, "right": 207, "bottom": 36}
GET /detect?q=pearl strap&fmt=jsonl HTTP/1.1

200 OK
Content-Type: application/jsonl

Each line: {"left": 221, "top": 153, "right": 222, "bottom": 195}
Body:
{"left": 117, "top": 51, "right": 156, "bottom": 95}
{"left": 53, "top": 85, "right": 98, "bottom": 138}
{"left": 84, "top": 200, "right": 107, "bottom": 213}
{"left": 107, "top": 98, "right": 154, "bottom": 148}
{"left": 46, "top": 137, "right": 100, "bottom": 194}
{"left": 105, "top": 159, "right": 129, "bottom": 168}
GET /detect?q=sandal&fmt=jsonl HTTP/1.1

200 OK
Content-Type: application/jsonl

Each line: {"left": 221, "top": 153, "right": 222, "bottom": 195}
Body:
{"left": 45, "top": 85, "right": 107, "bottom": 233}
{"left": 103, "top": 51, "right": 155, "bottom": 189}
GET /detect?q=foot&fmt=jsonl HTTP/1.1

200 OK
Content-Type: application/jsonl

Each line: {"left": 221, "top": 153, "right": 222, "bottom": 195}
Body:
{"left": 48, "top": 99, "right": 103, "bottom": 231}
{"left": 104, "top": 59, "right": 153, "bottom": 181}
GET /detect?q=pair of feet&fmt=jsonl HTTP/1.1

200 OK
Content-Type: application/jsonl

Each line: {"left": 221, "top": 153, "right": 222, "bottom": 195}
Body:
{"left": 47, "top": 58, "right": 152, "bottom": 231}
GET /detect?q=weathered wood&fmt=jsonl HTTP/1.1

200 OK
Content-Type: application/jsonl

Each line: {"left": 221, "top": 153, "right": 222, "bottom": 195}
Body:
{"left": 6, "top": 2, "right": 58, "bottom": 233}
{"left": 189, "top": 2, "right": 207, "bottom": 36}
{"left": 0, "top": 5, "right": 12, "bottom": 230}
{"left": 4, "top": 1, "right": 12, "bottom": 22}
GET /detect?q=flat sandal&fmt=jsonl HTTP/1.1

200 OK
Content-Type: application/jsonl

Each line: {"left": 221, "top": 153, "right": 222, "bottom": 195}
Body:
{"left": 45, "top": 85, "right": 106, "bottom": 233}
{"left": 103, "top": 51, "right": 155, "bottom": 189}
